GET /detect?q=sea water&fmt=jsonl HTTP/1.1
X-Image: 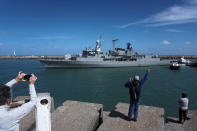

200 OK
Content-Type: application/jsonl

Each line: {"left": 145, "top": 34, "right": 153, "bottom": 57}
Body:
{"left": 0, "top": 60, "right": 197, "bottom": 118}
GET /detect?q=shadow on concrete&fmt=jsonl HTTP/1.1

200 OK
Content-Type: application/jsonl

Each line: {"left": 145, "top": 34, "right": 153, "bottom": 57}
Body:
{"left": 108, "top": 110, "right": 129, "bottom": 121}
{"left": 27, "top": 122, "right": 36, "bottom": 131}
{"left": 166, "top": 118, "right": 180, "bottom": 124}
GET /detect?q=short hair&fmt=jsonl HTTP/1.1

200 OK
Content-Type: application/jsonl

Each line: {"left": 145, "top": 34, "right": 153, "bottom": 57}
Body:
{"left": 134, "top": 75, "right": 139, "bottom": 81}
{"left": 182, "top": 93, "right": 187, "bottom": 98}
{"left": 0, "top": 84, "right": 11, "bottom": 105}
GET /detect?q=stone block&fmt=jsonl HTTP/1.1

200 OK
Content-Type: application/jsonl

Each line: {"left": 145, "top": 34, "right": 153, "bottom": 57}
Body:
{"left": 164, "top": 117, "right": 182, "bottom": 131}
{"left": 98, "top": 103, "right": 164, "bottom": 131}
{"left": 164, "top": 110, "right": 197, "bottom": 131}
{"left": 182, "top": 110, "right": 197, "bottom": 131}
{"left": 51, "top": 100, "right": 103, "bottom": 131}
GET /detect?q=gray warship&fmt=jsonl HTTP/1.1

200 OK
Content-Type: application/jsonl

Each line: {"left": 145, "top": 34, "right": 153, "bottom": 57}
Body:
{"left": 40, "top": 38, "right": 171, "bottom": 68}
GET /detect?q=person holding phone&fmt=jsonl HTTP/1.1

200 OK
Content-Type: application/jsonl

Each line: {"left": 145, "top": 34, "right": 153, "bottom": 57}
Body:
{"left": 0, "top": 71, "right": 37, "bottom": 131}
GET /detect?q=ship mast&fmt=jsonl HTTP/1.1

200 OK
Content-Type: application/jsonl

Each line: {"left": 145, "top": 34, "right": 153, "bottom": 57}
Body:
{"left": 99, "top": 35, "right": 102, "bottom": 48}
{"left": 112, "top": 39, "right": 119, "bottom": 50}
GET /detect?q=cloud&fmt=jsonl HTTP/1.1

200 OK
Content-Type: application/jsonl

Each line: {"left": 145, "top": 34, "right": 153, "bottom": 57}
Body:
{"left": 32, "top": 36, "right": 73, "bottom": 40}
{"left": 185, "top": 41, "right": 191, "bottom": 45}
{"left": 187, "top": 0, "right": 197, "bottom": 4}
{"left": 165, "top": 29, "right": 183, "bottom": 32}
{"left": 118, "top": 1, "right": 197, "bottom": 28}
{"left": 0, "top": 43, "right": 4, "bottom": 46}
{"left": 118, "top": 21, "right": 143, "bottom": 28}
{"left": 161, "top": 40, "right": 171, "bottom": 45}
{"left": 147, "top": 5, "right": 197, "bottom": 27}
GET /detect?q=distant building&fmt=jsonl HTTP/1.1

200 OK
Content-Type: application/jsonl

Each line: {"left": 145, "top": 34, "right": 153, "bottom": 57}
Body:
{"left": 13, "top": 50, "right": 16, "bottom": 57}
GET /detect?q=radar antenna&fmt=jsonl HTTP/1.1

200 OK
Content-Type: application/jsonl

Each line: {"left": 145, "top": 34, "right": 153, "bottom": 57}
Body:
{"left": 99, "top": 35, "right": 102, "bottom": 48}
{"left": 112, "top": 39, "right": 119, "bottom": 50}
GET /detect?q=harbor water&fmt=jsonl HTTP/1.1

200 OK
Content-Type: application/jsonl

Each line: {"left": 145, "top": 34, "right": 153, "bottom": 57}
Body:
{"left": 0, "top": 60, "right": 197, "bottom": 118}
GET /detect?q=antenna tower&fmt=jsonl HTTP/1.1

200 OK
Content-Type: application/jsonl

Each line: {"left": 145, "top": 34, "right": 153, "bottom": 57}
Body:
{"left": 112, "top": 39, "right": 119, "bottom": 50}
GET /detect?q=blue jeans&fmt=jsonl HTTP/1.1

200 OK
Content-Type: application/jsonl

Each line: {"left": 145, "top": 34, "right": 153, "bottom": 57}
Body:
{"left": 128, "top": 100, "right": 140, "bottom": 120}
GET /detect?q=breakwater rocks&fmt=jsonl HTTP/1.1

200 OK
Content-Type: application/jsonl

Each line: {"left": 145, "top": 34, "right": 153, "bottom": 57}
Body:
{"left": 0, "top": 55, "right": 65, "bottom": 60}
{"left": 15, "top": 93, "right": 197, "bottom": 131}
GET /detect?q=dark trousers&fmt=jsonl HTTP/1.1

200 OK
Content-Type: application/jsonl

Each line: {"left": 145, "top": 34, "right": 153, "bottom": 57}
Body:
{"left": 128, "top": 100, "right": 140, "bottom": 121}
{"left": 179, "top": 108, "right": 187, "bottom": 122}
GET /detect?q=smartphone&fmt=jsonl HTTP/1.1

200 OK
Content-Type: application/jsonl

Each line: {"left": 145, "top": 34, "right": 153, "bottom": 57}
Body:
{"left": 23, "top": 75, "right": 32, "bottom": 81}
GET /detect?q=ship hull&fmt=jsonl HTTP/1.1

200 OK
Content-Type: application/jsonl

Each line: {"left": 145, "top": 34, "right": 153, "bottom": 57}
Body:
{"left": 40, "top": 59, "right": 171, "bottom": 68}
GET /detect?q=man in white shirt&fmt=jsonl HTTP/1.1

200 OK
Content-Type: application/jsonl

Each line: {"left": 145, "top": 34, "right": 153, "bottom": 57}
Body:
{"left": 179, "top": 93, "right": 189, "bottom": 124}
{"left": 0, "top": 72, "right": 37, "bottom": 131}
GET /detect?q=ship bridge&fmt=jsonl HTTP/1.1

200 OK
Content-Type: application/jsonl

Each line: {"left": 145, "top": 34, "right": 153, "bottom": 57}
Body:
{"left": 82, "top": 39, "right": 103, "bottom": 57}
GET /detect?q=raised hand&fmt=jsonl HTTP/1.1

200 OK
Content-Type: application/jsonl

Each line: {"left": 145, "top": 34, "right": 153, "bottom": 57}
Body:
{"left": 15, "top": 71, "right": 26, "bottom": 82}
{"left": 29, "top": 74, "right": 37, "bottom": 85}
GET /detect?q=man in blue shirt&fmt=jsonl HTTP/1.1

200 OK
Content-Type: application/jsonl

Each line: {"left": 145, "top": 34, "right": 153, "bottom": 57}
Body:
{"left": 125, "top": 69, "right": 150, "bottom": 121}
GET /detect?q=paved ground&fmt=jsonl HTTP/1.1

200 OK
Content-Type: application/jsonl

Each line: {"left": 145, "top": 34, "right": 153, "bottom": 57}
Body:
{"left": 51, "top": 100, "right": 103, "bottom": 131}
{"left": 164, "top": 117, "right": 183, "bottom": 131}
{"left": 98, "top": 103, "right": 164, "bottom": 131}
{"left": 183, "top": 110, "right": 197, "bottom": 131}
{"left": 165, "top": 110, "right": 197, "bottom": 131}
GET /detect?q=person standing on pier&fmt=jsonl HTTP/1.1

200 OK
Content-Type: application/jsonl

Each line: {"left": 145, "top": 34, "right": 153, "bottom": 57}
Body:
{"left": 179, "top": 93, "right": 189, "bottom": 124}
{"left": 0, "top": 72, "right": 37, "bottom": 131}
{"left": 125, "top": 69, "right": 150, "bottom": 121}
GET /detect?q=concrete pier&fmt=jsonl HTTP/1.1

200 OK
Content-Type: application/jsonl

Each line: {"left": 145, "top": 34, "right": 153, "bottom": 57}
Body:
{"left": 51, "top": 100, "right": 103, "bottom": 131}
{"left": 165, "top": 110, "right": 197, "bottom": 131}
{"left": 98, "top": 103, "right": 164, "bottom": 131}
{"left": 11, "top": 94, "right": 197, "bottom": 131}
{"left": 164, "top": 117, "right": 182, "bottom": 131}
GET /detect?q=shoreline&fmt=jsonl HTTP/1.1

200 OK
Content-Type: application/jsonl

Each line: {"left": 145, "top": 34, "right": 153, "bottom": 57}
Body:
{"left": 0, "top": 55, "right": 64, "bottom": 60}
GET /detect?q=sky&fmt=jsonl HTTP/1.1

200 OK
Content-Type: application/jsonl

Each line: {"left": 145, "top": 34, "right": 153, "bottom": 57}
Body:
{"left": 0, "top": 0, "right": 197, "bottom": 55}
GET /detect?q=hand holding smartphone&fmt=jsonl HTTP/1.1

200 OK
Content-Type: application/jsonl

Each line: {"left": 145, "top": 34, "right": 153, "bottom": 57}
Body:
{"left": 23, "top": 75, "right": 32, "bottom": 81}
